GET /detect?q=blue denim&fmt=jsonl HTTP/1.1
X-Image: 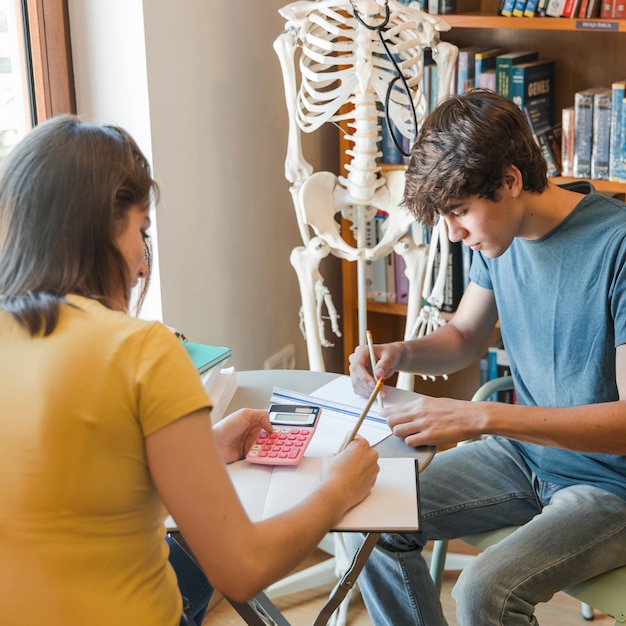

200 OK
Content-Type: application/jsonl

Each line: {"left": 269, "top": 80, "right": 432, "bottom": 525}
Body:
{"left": 347, "top": 437, "right": 626, "bottom": 625}
{"left": 166, "top": 533, "right": 213, "bottom": 626}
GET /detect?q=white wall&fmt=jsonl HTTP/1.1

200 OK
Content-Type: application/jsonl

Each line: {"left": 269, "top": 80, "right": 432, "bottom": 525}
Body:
{"left": 68, "top": 0, "right": 343, "bottom": 372}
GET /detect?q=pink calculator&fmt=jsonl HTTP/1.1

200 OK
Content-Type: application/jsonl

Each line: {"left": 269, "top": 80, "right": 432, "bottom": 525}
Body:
{"left": 246, "top": 404, "right": 321, "bottom": 466}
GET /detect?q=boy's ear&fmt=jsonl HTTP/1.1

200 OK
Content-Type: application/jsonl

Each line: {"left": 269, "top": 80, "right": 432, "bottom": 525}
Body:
{"left": 503, "top": 165, "right": 523, "bottom": 195}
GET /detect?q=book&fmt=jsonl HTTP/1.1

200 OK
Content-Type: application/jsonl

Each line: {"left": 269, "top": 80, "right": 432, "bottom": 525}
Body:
{"left": 523, "top": 0, "right": 541, "bottom": 15}
{"left": 206, "top": 366, "right": 238, "bottom": 425}
{"left": 573, "top": 87, "right": 607, "bottom": 179}
{"left": 500, "top": 0, "right": 517, "bottom": 16}
{"left": 561, "top": 105, "right": 575, "bottom": 177}
{"left": 394, "top": 252, "right": 410, "bottom": 305}
{"left": 590, "top": 88, "right": 612, "bottom": 180}
{"left": 475, "top": 48, "right": 504, "bottom": 78}
{"left": 561, "top": 0, "right": 581, "bottom": 16}
{"left": 487, "top": 347, "right": 515, "bottom": 403}
{"left": 385, "top": 244, "right": 396, "bottom": 304}
{"left": 512, "top": 0, "right": 529, "bottom": 15}
{"left": 600, "top": 0, "right": 614, "bottom": 15}
{"left": 615, "top": 0, "right": 626, "bottom": 16}
{"left": 433, "top": 240, "right": 464, "bottom": 313}
{"left": 381, "top": 113, "right": 404, "bottom": 165}
{"left": 479, "top": 69, "right": 497, "bottom": 92}
{"left": 525, "top": 108, "right": 561, "bottom": 176}
{"left": 456, "top": 46, "right": 483, "bottom": 94}
{"left": 578, "top": 0, "right": 591, "bottom": 14}
{"left": 495, "top": 51, "right": 539, "bottom": 100}
{"left": 183, "top": 341, "right": 232, "bottom": 377}
{"left": 585, "top": 0, "right": 601, "bottom": 15}
{"left": 535, "top": 0, "right": 552, "bottom": 13}
{"left": 372, "top": 216, "right": 388, "bottom": 302}
{"left": 609, "top": 79, "right": 626, "bottom": 183}
{"left": 621, "top": 97, "right": 626, "bottom": 183}
{"left": 510, "top": 59, "right": 555, "bottom": 131}
{"left": 223, "top": 456, "right": 420, "bottom": 532}
{"left": 545, "top": 0, "right": 567, "bottom": 14}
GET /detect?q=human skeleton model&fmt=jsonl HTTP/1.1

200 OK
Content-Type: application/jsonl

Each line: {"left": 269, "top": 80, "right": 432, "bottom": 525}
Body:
{"left": 274, "top": 0, "right": 457, "bottom": 386}
{"left": 274, "top": 0, "right": 458, "bottom": 388}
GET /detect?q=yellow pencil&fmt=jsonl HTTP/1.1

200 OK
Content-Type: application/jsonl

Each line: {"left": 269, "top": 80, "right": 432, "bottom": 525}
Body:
{"left": 366, "top": 329, "right": 384, "bottom": 408}
{"left": 341, "top": 377, "right": 385, "bottom": 451}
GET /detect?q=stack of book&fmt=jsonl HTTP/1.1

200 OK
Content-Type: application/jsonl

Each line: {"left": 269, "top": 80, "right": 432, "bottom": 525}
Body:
{"left": 559, "top": 80, "right": 626, "bottom": 183}
{"left": 182, "top": 341, "right": 237, "bottom": 423}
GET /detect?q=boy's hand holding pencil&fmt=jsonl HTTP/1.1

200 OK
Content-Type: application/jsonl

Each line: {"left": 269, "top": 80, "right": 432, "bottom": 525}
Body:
{"left": 340, "top": 377, "right": 385, "bottom": 451}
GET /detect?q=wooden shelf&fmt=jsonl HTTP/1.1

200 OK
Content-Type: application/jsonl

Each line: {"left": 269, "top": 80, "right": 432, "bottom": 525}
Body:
{"left": 444, "top": 14, "right": 626, "bottom": 31}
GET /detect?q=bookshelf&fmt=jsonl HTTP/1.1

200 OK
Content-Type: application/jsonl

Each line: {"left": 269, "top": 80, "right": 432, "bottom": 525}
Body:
{"left": 340, "top": 6, "right": 626, "bottom": 399}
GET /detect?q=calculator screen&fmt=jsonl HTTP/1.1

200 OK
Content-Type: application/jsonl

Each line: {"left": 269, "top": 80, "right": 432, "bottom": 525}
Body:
{"left": 272, "top": 411, "right": 317, "bottom": 426}
{"left": 272, "top": 411, "right": 316, "bottom": 425}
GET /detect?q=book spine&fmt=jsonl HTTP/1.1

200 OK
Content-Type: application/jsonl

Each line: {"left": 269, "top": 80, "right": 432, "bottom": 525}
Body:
{"left": 372, "top": 217, "right": 387, "bottom": 303}
{"left": 609, "top": 81, "right": 626, "bottom": 182}
{"left": 512, "top": 0, "right": 528, "bottom": 15}
{"left": 500, "top": 0, "right": 516, "bottom": 16}
{"left": 381, "top": 115, "right": 403, "bottom": 165}
{"left": 545, "top": 0, "right": 567, "bottom": 15}
{"left": 435, "top": 241, "right": 464, "bottom": 313}
{"left": 573, "top": 90, "right": 594, "bottom": 179}
{"left": 600, "top": 0, "right": 614, "bottom": 15}
{"left": 591, "top": 90, "right": 611, "bottom": 181}
{"left": 386, "top": 247, "right": 396, "bottom": 303}
{"left": 496, "top": 58, "right": 512, "bottom": 97}
{"left": 560, "top": 0, "right": 579, "bottom": 16}
{"left": 394, "top": 252, "right": 410, "bottom": 305}
{"left": 578, "top": 0, "right": 590, "bottom": 14}
{"left": 615, "top": 0, "right": 626, "bottom": 17}
{"left": 619, "top": 98, "right": 626, "bottom": 183}
{"left": 561, "top": 106, "right": 575, "bottom": 177}
{"left": 523, "top": 0, "right": 541, "bottom": 15}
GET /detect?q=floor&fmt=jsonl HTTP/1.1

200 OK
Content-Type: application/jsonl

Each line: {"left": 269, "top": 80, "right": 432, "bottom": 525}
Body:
{"left": 202, "top": 543, "right": 614, "bottom": 625}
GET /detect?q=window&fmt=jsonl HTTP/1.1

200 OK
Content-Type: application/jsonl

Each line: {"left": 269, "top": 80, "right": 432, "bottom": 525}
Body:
{"left": 0, "top": 0, "right": 74, "bottom": 160}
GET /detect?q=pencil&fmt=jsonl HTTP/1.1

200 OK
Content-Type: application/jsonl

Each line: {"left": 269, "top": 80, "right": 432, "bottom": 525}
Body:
{"left": 341, "top": 377, "right": 385, "bottom": 451}
{"left": 366, "top": 329, "right": 384, "bottom": 408}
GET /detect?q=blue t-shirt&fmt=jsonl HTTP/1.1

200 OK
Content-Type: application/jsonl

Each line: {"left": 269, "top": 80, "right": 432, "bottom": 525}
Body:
{"left": 470, "top": 183, "right": 626, "bottom": 501}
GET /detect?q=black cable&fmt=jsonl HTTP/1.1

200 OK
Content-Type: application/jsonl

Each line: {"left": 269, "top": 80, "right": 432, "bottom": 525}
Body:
{"left": 351, "top": 1, "right": 418, "bottom": 157}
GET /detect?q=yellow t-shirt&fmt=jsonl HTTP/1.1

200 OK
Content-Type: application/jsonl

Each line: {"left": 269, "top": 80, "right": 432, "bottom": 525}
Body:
{"left": 0, "top": 295, "right": 212, "bottom": 626}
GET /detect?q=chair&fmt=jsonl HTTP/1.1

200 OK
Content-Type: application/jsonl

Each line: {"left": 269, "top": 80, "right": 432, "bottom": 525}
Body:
{"left": 428, "top": 376, "right": 626, "bottom": 624}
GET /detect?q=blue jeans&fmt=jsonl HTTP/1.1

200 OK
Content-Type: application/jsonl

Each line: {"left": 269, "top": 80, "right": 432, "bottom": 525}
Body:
{"left": 346, "top": 437, "right": 626, "bottom": 626}
{"left": 166, "top": 533, "right": 213, "bottom": 626}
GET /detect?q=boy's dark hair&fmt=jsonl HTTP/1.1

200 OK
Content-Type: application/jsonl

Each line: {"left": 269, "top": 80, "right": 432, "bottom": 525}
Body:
{"left": 403, "top": 89, "right": 548, "bottom": 226}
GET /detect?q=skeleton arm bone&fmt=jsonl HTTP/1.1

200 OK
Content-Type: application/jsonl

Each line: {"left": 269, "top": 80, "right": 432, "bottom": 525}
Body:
{"left": 274, "top": 27, "right": 314, "bottom": 184}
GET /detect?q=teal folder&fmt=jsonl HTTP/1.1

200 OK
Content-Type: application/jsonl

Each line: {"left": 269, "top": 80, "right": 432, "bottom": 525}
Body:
{"left": 182, "top": 341, "right": 232, "bottom": 375}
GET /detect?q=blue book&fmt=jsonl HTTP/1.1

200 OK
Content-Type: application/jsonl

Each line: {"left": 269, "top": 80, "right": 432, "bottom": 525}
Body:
{"left": 495, "top": 50, "right": 539, "bottom": 99}
{"left": 609, "top": 79, "right": 626, "bottom": 182}
{"left": 381, "top": 114, "right": 404, "bottom": 165}
{"left": 523, "top": 0, "right": 541, "bottom": 15}
{"left": 573, "top": 88, "right": 607, "bottom": 179}
{"left": 183, "top": 342, "right": 232, "bottom": 376}
{"left": 512, "top": 0, "right": 528, "bottom": 15}
{"left": 510, "top": 60, "right": 555, "bottom": 131}
{"left": 500, "top": 0, "right": 517, "bottom": 15}
{"left": 591, "top": 88, "right": 612, "bottom": 180}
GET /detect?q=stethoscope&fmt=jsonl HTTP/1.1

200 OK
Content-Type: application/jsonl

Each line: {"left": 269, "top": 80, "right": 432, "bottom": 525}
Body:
{"left": 350, "top": 0, "right": 419, "bottom": 157}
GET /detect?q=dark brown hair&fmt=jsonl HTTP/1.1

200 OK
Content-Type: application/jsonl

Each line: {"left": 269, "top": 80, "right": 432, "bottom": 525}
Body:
{"left": 404, "top": 89, "right": 548, "bottom": 226}
{"left": 0, "top": 115, "right": 157, "bottom": 335}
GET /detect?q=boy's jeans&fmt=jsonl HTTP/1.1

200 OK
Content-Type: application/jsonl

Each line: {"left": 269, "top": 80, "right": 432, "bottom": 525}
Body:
{"left": 346, "top": 436, "right": 626, "bottom": 625}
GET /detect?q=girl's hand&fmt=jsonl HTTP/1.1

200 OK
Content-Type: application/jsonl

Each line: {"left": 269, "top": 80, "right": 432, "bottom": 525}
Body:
{"left": 212, "top": 408, "right": 272, "bottom": 463}
{"left": 320, "top": 437, "right": 379, "bottom": 513}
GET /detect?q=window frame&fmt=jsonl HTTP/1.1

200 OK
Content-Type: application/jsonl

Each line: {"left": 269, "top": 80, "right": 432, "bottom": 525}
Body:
{"left": 25, "top": 0, "right": 75, "bottom": 121}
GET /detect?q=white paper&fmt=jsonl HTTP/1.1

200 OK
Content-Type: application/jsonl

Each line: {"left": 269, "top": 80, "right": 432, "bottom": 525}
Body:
{"left": 227, "top": 456, "right": 419, "bottom": 532}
